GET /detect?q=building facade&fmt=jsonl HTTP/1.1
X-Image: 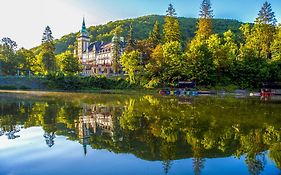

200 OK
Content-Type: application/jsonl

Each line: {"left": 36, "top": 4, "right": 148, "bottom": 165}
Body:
{"left": 77, "top": 18, "right": 125, "bottom": 76}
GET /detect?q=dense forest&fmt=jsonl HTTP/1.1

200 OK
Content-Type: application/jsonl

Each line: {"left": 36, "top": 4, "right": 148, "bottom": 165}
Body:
{"left": 43, "top": 15, "right": 243, "bottom": 55}
{"left": 1, "top": 0, "right": 281, "bottom": 90}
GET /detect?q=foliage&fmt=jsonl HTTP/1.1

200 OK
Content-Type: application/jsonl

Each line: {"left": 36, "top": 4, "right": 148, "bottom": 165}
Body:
{"left": 271, "top": 26, "right": 281, "bottom": 61}
{"left": 2, "top": 2, "right": 281, "bottom": 89}
{"left": 164, "top": 6, "right": 181, "bottom": 43}
{"left": 45, "top": 73, "right": 135, "bottom": 90}
{"left": 148, "top": 21, "right": 161, "bottom": 49}
{"left": 40, "top": 26, "right": 56, "bottom": 74}
{"left": 125, "top": 24, "right": 137, "bottom": 53}
{"left": 161, "top": 41, "right": 187, "bottom": 82}
{"left": 31, "top": 15, "right": 244, "bottom": 56}
{"left": 255, "top": 1, "right": 276, "bottom": 25}
{"left": 120, "top": 51, "right": 142, "bottom": 84}
{"left": 1, "top": 37, "right": 17, "bottom": 50}
{"left": 2, "top": 94, "right": 281, "bottom": 174}
{"left": 199, "top": 0, "right": 213, "bottom": 19}
{"left": 56, "top": 51, "right": 83, "bottom": 75}
{"left": 42, "top": 26, "right": 54, "bottom": 43}
{"left": 196, "top": 0, "right": 214, "bottom": 40}
{"left": 166, "top": 4, "right": 177, "bottom": 17}
{"left": 16, "top": 48, "right": 43, "bottom": 75}
{"left": 0, "top": 39, "right": 18, "bottom": 75}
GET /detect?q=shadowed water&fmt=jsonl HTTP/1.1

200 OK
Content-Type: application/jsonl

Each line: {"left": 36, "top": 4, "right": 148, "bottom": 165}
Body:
{"left": 0, "top": 92, "right": 281, "bottom": 175}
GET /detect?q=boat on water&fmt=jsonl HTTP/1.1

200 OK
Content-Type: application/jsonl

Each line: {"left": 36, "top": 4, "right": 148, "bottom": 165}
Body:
{"left": 261, "top": 82, "right": 281, "bottom": 97}
{"left": 159, "top": 81, "right": 199, "bottom": 96}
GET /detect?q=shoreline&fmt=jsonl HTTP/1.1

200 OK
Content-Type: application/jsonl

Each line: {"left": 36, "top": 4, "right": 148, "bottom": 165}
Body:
{"left": 0, "top": 89, "right": 158, "bottom": 96}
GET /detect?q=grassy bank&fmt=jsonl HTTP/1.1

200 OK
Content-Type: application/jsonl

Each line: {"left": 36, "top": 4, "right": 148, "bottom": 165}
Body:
{"left": 0, "top": 75, "right": 147, "bottom": 93}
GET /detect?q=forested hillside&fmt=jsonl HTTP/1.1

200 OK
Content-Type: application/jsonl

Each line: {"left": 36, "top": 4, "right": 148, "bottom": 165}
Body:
{"left": 3, "top": 1, "right": 280, "bottom": 90}
{"left": 33, "top": 15, "right": 243, "bottom": 55}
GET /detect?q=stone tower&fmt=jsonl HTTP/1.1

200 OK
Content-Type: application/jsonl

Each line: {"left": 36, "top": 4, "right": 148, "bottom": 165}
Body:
{"left": 77, "top": 17, "right": 90, "bottom": 62}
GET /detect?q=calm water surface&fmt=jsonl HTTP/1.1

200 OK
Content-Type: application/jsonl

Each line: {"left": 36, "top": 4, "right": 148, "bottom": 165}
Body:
{"left": 0, "top": 92, "right": 281, "bottom": 175}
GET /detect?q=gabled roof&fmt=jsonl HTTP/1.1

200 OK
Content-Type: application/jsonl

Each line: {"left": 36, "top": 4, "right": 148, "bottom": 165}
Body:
{"left": 83, "top": 40, "right": 126, "bottom": 54}
{"left": 88, "top": 41, "right": 103, "bottom": 52}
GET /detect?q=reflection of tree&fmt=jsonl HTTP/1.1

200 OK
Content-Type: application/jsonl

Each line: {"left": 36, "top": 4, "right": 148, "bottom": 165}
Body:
{"left": 269, "top": 143, "right": 281, "bottom": 169}
{"left": 5, "top": 126, "right": 21, "bottom": 140}
{"left": 160, "top": 142, "right": 176, "bottom": 174}
{"left": 2, "top": 94, "right": 281, "bottom": 173}
{"left": 245, "top": 153, "right": 265, "bottom": 175}
{"left": 0, "top": 129, "right": 4, "bottom": 136}
{"left": 42, "top": 103, "right": 59, "bottom": 147}
{"left": 193, "top": 158, "right": 205, "bottom": 175}
{"left": 43, "top": 132, "right": 56, "bottom": 147}
{"left": 162, "top": 160, "right": 172, "bottom": 174}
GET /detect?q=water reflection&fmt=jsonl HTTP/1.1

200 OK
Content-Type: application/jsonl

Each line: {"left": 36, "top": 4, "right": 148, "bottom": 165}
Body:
{"left": 0, "top": 93, "right": 281, "bottom": 175}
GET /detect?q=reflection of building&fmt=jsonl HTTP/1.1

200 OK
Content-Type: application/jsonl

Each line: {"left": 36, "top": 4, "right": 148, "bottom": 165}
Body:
{"left": 75, "top": 114, "right": 95, "bottom": 155}
{"left": 93, "top": 105, "right": 114, "bottom": 136}
{"left": 75, "top": 104, "right": 114, "bottom": 155}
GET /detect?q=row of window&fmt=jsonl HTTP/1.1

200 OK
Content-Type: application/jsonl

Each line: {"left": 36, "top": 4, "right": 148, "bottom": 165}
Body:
{"left": 84, "top": 67, "right": 113, "bottom": 75}
{"left": 97, "top": 48, "right": 111, "bottom": 54}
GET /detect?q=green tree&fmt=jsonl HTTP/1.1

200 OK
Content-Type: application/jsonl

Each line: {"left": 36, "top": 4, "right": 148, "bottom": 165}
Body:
{"left": 120, "top": 51, "right": 142, "bottom": 83}
{"left": 57, "top": 51, "right": 83, "bottom": 75}
{"left": 16, "top": 48, "right": 42, "bottom": 75}
{"left": 144, "top": 44, "right": 164, "bottom": 87}
{"left": 250, "top": 1, "right": 276, "bottom": 59}
{"left": 196, "top": 0, "right": 214, "bottom": 40}
{"left": 238, "top": 24, "right": 255, "bottom": 60}
{"left": 148, "top": 21, "right": 161, "bottom": 49}
{"left": 125, "top": 24, "right": 137, "bottom": 53}
{"left": 163, "top": 4, "right": 181, "bottom": 43}
{"left": 40, "top": 26, "right": 56, "bottom": 74}
{"left": 1, "top": 37, "right": 17, "bottom": 50}
{"left": 230, "top": 57, "right": 270, "bottom": 88}
{"left": 162, "top": 41, "right": 186, "bottom": 82}
{"left": 255, "top": 1, "right": 277, "bottom": 25}
{"left": 223, "top": 30, "right": 238, "bottom": 61}
{"left": 0, "top": 38, "right": 18, "bottom": 75}
{"left": 271, "top": 25, "right": 281, "bottom": 61}
{"left": 187, "top": 41, "right": 216, "bottom": 85}
{"left": 166, "top": 3, "right": 177, "bottom": 17}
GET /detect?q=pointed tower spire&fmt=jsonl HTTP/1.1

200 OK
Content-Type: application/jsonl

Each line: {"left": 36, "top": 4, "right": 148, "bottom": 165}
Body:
{"left": 80, "top": 17, "right": 89, "bottom": 38}
{"left": 82, "top": 17, "right": 86, "bottom": 30}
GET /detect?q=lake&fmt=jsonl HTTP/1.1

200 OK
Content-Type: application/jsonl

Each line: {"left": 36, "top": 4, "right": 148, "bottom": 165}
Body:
{"left": 0, "top": 91, "right": 281, "bottom": 175}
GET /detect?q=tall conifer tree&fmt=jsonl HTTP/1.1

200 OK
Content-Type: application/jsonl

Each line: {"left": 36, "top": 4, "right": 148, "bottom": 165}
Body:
{"left": 196, "top": 0, "right": 213, "bottom": 39}
{"left": 148, "top": 21, "right": 161, "bottom": 49}
{"left": 40, "top": 26, "right": 56, "bottom": 73}
{"left": 125, "top": 24, "right": 136, "bottom": 53}
{"left": 163, "top": 4, "right": 181, "bottom": 43}
{"left": 252, "top": 1, "right": 277, "bottom": 59}
{"left": 255, "top": 1, "right": 277, "bottom": 25}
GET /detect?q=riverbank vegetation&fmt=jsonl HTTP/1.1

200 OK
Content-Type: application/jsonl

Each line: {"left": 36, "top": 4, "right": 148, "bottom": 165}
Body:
{"left": 120, "top": 1, "right": 281, "bottom": 89}
{"left": 1, "top": 0, "right": 281, "bottom": 90}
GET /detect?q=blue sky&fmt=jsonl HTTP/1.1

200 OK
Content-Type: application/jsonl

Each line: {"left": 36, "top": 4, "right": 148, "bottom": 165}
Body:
{"left": 0, "top": 0, "right": 280, "bottom": 48}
